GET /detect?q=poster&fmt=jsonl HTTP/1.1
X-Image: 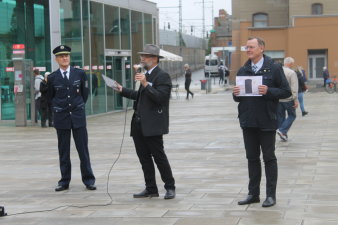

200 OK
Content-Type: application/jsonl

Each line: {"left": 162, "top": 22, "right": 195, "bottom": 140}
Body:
{"left": 236, "top": 76, "right": 262, "bottom": 96}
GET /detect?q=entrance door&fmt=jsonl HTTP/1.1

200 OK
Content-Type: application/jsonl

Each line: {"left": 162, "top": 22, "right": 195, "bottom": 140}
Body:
{"left": 105, "top": 56, "right": 132, "bottom": 110}
{"left": 308, "top": 54, "right": 326, "bottom": 79}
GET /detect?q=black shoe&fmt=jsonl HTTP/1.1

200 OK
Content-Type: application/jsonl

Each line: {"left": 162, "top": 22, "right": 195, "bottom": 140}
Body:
{"left": 238, "top": 195, "right": 260, "bottom": 205}
{"left": 55, "top": 185, "right": 69, "bottom": 192}
{"left": 262, "top": 197, "right": 276, "bottom": 207}
{"left": 192, "top": 93, "right": 194, "bottom": 98}
{"left": 164, "top": 189, "right": 176, "bottom": 200}
{"left": 302, "top": 111, "right": 308, "bottom": 116}
{"left": 133, "top": 189, "right": 159, "bottom": 198}
{"left": 86, "top": 184, "right": 97, "bottom": 190}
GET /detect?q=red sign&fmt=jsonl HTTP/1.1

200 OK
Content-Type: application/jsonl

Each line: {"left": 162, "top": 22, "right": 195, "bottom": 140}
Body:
{"left": 12, "top": 44, "right": 25, "bottom": 50}
{"left": 6, "top": 67, "right": 14, "bottom": 72}
{"left": 33, "top": 67, "right": 46, "bottom": 72}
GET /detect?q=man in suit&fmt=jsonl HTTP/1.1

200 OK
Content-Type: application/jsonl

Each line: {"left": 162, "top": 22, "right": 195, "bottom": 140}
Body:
{"left": 48, "top": 45, "right": 96, "bottom": 192}
{"left": 115, "top": 44, "right": 176, "bottom": 199}
{"left": 233, "top": 37, "right": 291, "bottom": 207}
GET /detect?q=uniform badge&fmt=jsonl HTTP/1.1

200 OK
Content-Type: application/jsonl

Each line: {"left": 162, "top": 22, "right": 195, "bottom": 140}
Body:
{"left": 60, "top": 46, "right": 64, "bottom": 49}
{"left": 77, "top": 89, "right": 79, "bottom": 93}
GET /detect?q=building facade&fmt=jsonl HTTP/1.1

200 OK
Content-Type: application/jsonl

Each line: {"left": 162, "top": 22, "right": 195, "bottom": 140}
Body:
{"left": 0, "top": 0, "right": 158, "bottom": 120}
{"left": 231, "top": 0, "right": 338, "bottom": 83}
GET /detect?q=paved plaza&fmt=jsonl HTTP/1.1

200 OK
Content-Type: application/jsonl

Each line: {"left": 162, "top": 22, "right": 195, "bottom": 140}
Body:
{"left": 1, "top": 72, "right": 338, "bottom": 225}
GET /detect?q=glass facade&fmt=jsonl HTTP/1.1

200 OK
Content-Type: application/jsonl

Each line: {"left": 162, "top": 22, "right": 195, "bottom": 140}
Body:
{"left": 0, "top": 0, "right": 157, "bottom": 120}
{"left": 0, "top": 0, "right": 50, "bottom": 120}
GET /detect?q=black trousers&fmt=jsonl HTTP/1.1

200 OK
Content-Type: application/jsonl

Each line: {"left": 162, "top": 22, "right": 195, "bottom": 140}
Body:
{"left": 131, "top": 117, "right": 175, "bottom": 192}
{"left": 35, "top": 98, "right": 41, "bottom": 123}
{"left": 242, "top": 128, "right": 277, "bottom": 198}
{"left": 185, "top": 79, "right": 193, "bottom": 99}
{"left": 56, "top": 127, "right": 95, "bottom": 187}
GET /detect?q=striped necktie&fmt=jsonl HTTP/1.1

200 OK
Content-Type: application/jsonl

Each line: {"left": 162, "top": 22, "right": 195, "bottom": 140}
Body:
{"left": 252, "top": 64, "right": 258, "bottom": 73}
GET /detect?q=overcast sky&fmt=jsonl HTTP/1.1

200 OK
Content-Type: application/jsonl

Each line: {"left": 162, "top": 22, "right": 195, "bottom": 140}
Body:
{"left": 148, "top": 0, "right": 232, "bottom": 38}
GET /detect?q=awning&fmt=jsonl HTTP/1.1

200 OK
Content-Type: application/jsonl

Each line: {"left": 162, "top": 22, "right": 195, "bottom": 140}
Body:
{"left": 160, "top": 49, "right": 183, "bottom": 62}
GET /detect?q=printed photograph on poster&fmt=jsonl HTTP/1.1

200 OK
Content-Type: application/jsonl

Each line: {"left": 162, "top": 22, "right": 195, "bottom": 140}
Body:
{"left": 236, "top": 76, "right": 263, "bottom": 96}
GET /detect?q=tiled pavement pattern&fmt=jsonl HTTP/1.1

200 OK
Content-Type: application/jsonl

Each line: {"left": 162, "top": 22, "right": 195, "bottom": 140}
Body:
{"left": 1, "top": 77, "right": 338, "bottom": 225}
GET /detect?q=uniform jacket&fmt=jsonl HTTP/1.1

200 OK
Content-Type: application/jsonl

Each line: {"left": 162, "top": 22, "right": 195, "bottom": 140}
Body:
{"left": 48, "top": 67, "right": 88, "bottom": 129}
{"left": 121, "top": 66, "right": 172, "bottom": 137}
{"left": 233, "top": 55, "right": 291, "bottom": 130}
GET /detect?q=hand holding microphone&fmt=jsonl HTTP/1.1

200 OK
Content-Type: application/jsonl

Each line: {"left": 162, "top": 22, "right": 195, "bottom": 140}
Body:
{"left": 133, "top": 64, "right": 148, "bottom": 88}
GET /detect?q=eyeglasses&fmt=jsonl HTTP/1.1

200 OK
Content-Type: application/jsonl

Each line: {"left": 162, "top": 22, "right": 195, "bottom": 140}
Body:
{"left": 245, "top": 46, "right": 258, "bottom": 50}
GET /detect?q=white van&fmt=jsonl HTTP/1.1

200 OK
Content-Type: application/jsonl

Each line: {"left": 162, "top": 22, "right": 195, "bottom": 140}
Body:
{"left": 204, "top": 54, "right": 219, "bottom": 77}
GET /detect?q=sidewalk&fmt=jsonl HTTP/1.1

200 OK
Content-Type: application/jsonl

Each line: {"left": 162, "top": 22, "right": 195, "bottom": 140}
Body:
{"left": 1, "top": 87, "right": 338, "bottom": 224}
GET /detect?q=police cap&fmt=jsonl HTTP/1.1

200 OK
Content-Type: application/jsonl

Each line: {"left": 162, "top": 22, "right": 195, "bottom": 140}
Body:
{"left": 53, "top": 45, "right": 71, "bottom": 56}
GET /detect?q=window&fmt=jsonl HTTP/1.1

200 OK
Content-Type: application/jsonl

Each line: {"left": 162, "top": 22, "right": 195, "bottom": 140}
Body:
{"left": 253, "top": 13, "right": 268, "bottom": 27}
{"left": 312, "top": 3, "right": 323, "bottom": 15}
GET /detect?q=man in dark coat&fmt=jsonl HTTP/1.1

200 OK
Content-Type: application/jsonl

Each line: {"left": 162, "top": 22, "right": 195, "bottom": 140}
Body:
{"left": 48, "top": 45, "right": 96, "bottom": 192}
{"left": 115, "top": 44, "right": 176, "bottom": 200}
{"left": 233, "top": 37, "right": 291, "bottom": 207}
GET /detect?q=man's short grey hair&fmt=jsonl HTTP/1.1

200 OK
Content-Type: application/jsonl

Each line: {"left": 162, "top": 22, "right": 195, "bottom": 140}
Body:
{"left": 184, "top": 64, "right": 189, "bottom": 68}
{"left": 248, "top": 36, "right": 265, "bottom": 47}
{"left": 284, "top": 57, "right": 295, "bottom": 65}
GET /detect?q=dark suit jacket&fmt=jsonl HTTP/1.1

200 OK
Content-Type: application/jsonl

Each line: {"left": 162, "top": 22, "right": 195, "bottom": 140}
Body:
{"left": 121, "top": 66, "right": 172, "bottom": 137}
{"left": 48, "top": 67, "right": 89, "bottom": 129}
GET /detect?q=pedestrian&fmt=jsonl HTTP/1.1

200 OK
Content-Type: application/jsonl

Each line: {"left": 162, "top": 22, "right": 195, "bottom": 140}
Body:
{"left": 48, "top": 45, "right": 96, "bottom": 192}
{"left": 40, "top": 72, "right": 53, "bottom": 127}
{"left": 218, "top": 64, "right": 225, "bottom": 85}
{"left": 323, "top": 67, "right": 330, "bottom": 87}
{"left": 233, "top": 36, "right": 291, "bottom": 207}
{"left": 115, "top": 44, "right": 176, "bottom": 200}
{"left": 295, "top": 66, "right": 309, "bottom": 116}
{"left": 277, "top": 57, "right": 298, "bottom": 142}
{"left": 184, "top": 64, "right": 194, "bottom": 99}
{"left": 34, "top": 69, "right": 44, "bottom": 124}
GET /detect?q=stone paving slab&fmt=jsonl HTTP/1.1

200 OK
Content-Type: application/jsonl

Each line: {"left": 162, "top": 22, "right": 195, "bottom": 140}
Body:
{"left": 1, "top": 87, "right": 338, "bottom": 224}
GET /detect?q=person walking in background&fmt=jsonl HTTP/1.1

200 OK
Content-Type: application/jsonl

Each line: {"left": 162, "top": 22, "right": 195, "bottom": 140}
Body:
{"left": 233, "top": 37, "right": 291, "bottom": 208}
{"left": 40, "top": 72, "right": 53, "bottom": 127}
{"left": 48, "top": 45, "right": 96, "bottom": 192}
{"left": 323, "top": 67, "right": 330, "bottom": 87}
{"left": 295, "top": 66, "right": 308, "bottom": 116}
{"left": 277, "top": 57, "right": 298, "bottom": 142}
{"left": 184, "top": 64, "right": 194, "bottom": 100}
{"left": 115, "top": 44, "right": 176, "bottom": 200}
{"left": 34, "top": 69, "right": 44, "bottom": 124}
{"left": 218, "top": 64, "right": 225, "bottom": 85}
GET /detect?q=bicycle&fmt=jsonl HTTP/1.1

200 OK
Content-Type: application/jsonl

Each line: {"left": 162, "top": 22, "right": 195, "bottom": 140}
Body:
{"left": 325, "top": 77, "right": 338, "bottom": 94}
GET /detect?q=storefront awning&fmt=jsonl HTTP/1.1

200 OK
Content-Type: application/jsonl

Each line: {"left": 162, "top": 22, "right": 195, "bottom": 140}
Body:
{"left": 160, "top": 49, "right": 183, "bottom": 62}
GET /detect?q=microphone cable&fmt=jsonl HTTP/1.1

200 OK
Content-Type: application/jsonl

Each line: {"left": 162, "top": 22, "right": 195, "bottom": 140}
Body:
{"left": 6, "top": 99, "right": 131, "bottom": 217}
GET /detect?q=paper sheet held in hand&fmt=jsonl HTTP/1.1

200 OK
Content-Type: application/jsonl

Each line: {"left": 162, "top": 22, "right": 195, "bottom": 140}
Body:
{"left": 101, "top": 74, "right": 118, "bottom": 90}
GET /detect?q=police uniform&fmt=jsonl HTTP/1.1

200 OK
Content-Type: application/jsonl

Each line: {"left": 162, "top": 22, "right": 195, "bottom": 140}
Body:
{"left": 48, "top": 45, "right": 96, "bottom": 191}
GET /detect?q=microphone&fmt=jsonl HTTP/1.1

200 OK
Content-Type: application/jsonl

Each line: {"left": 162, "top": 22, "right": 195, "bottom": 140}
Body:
{"left": 133, "top": 63, "right": 145, "bottom": 90}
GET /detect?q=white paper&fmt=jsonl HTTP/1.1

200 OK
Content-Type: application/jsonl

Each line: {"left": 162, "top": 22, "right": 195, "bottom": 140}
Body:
{"left": 236, "top": 76, "right": 262, "bottom": 96}
{"left": 101, "top": 74, "right": 118, "bottom": 91}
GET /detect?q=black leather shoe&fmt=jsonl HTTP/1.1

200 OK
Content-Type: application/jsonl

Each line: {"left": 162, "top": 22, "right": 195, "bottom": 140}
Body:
{"left": 238, "top": 195, "right": 260, "bottom": 205}
{"left": 55, "top": 185, "right": 69, "bottom": 192}
{"left": 164, "top": 189, "right": 176, "bottom": 200}
{"left": 86, "top": 184, "right": 97, "bottom": 190}
{"left": 133, "top": 189, "right": 159, "bottom": 198}
{"left": 262, "top": 197, "right": 276, "bottom": 207}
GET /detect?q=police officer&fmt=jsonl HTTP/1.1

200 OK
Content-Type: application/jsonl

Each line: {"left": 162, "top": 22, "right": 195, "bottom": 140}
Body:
{"left": 48, "top": 45, "right": 96, "bottom": 191}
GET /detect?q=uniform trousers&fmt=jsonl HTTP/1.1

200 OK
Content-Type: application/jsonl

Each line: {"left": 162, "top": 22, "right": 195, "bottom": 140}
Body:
{"left": 131, "top": 117, "right": 175, "bottom": 193}
{"left": 242, "top": 128, "right": 277, "bottom": 198}
{"left": 56, "top": 126, "right": 95, "bottom": 186}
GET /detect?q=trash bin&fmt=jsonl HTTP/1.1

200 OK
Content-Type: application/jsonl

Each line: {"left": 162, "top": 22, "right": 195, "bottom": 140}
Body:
{"left": 200, "top": 79, "right": 207, "bottom": 90}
